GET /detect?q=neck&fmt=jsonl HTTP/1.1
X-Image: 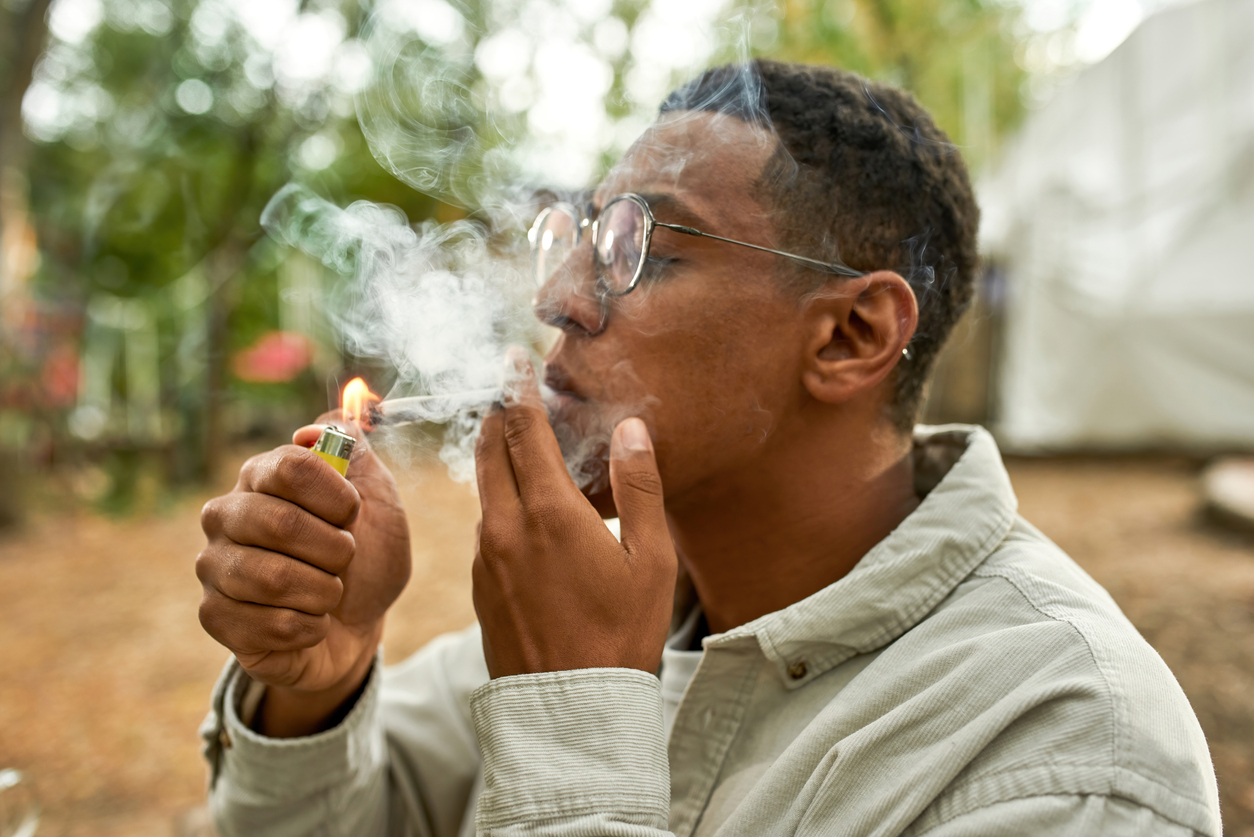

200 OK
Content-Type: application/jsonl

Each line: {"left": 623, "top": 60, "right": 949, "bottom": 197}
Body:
{"left": 667, "top": 414, "right": 919, "bottom": 636}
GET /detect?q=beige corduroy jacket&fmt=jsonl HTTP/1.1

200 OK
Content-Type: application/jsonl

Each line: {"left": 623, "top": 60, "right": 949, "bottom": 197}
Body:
{"left": 200, "top": 426, "right": 1221, "bottom": 837}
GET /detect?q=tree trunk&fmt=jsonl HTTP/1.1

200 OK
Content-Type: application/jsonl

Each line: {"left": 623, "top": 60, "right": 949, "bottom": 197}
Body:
{"left": 0, "top": 0, "right": 53, "bottom": 530}
{"left": 0, "top": 0, "right": 54, "bottom": 296}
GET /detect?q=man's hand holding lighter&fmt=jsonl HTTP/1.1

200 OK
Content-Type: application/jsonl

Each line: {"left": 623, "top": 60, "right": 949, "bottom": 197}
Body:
{"left": 196, "top": 417, "right": 411, "bottom": 737}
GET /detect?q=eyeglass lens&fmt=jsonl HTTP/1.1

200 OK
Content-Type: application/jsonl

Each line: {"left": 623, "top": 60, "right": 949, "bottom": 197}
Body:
{"left": 532, "top": 204, "right": 580, "bottom": 288}
{"left": 531, "top": 197, "right": 648, "bottom": 295}
{"left": 594, "top": 198, "right": 646, "bottom": 295}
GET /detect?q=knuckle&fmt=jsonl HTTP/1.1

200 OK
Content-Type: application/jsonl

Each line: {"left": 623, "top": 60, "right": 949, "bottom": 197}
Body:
{"left": 271, "top": 609, "right": 312, "bottom": 643}
{"left": 194, "top": 548, "right": 214, "bottom": 584}
{"left": 317, "top": 531, "right": 353, "bottom": 575}
{"left": 502, "top": 408, "right": 542, "bottom": 447}
{"left": 324, "top": 487, "right": 359, "bottom": 530}
{"left": 271, "top": 503, "right": 312, "bottom": 549}
{"left": 323, "top": 576, "right": 345, "bottom": 611}
{"left": 340, "top": 487, "right": 361, "bottom": 526}
{"left": 333, "top": 530, "right": 356, "bottom": 570}
{"left": 622, "top": 467, "right": 664, "bottom": 498}
{"left": 258, "top": 556, "right": 296, "bottom": 599}
{"left": 238, "top": 453, "right": 264, "bottom": 483}
{"left": 200, "top": 498, "right": 223, "bottom": 534}
{"left": 273, "top": 450, "right": 318, "bottom": 495}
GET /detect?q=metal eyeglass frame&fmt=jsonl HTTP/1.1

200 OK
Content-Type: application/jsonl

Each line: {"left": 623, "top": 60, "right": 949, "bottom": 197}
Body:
{"left": 530, "top": 192, "right": 866, "bottom": 298}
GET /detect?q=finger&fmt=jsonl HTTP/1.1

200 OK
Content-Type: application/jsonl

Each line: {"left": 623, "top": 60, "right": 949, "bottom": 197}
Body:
{"left": 211, "top": 492, "right": 356, "bottom": 575}
{"left": 198, "top": 592, "right": 331, "bottom": 655}
{"left": 198, "top": 543, "right": 344, "bottom": 615}
{"left": 499, "top": 347, "right": 574, "bottom": 501}
{"left": 608, "top": 418, "right": 670, "bottom": 563}
{"left": 292, "top": 424, "right": 325, "bottom": 448}
{"left": 239, "top": 445, "right": 361, "bottom": 528}
{"left": 475, "top": 406, "right": 520, "bottom": 515}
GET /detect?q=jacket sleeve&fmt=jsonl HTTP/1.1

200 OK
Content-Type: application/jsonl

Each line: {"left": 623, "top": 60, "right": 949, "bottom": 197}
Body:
{"left": 469, "top": 668, "right": 675, "bottom": 837}
{"left": 912, "top": 794, "right": 1201, "bottom": 837}
{"left": 200, "top": 624, "right": 489, "bottom": 837}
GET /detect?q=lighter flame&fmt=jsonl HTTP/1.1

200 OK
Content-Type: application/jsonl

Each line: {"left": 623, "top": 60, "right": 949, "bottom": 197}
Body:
{"left": 342, "top": 377, "right": 381, "bottom": 428}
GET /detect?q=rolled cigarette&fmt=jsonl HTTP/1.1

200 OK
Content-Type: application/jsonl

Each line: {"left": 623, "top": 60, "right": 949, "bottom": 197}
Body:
{"left": 370, "top": 388, "right": 503, "bottom": 427}
{"left": 367, "top": 384, "right": 557, "bottom": 428}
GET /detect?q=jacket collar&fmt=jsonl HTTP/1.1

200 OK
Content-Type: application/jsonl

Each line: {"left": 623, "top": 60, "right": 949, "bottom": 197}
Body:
{"left": 707, "top": 425, "right": 1019, "bottom": 689}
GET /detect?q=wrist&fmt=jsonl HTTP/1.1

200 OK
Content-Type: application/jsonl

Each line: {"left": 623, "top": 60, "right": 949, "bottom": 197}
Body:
{"left": 253, "top": 630, "right": 382, "bottom": 738}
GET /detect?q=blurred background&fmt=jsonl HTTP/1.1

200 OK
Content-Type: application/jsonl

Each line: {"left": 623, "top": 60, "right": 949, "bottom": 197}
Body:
{"left": 0, "top": 0, "right": 1252, "bottom": 834}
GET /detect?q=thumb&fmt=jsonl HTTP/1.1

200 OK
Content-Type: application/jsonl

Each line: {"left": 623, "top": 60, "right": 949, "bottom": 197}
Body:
{"left": 608, "top": 418, "right": 670, "bottom": 561}
{"left": 294, "top": 410, "right": 359, "bottom": 447}
{"left": 293, "top": 424, "right": 327, "bottom": 448}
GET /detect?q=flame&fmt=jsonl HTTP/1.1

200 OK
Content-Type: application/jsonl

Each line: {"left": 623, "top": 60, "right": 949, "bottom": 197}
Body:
{"left": 341, "top": 377, "right": 381, "bottom": 429}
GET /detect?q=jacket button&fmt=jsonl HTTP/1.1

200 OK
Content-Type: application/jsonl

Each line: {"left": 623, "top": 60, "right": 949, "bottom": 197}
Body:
{"left": 787, "top": 661, "right": 808, "bottom": 680}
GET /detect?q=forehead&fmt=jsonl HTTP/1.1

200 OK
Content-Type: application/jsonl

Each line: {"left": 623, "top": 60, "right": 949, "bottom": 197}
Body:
{"left": 596, "top": 111, "right": 778, "bottom": 224}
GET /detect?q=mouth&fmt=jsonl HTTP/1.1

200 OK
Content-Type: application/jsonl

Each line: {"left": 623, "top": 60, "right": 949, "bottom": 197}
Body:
{"left": 542, "top": 361, "right": 610, "bottom": 495}
{"left": 543, "top": 363, "right": 587, "bottom": 405}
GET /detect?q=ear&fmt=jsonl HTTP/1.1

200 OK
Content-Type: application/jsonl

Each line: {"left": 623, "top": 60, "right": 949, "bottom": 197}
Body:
{"left": 800, "top": 271, "right": 918, "bottom": 405}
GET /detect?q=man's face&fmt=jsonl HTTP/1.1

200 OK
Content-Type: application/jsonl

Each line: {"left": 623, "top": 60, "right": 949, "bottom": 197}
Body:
{"left": 536, "top": 111, "right": 816, "bottom": 516}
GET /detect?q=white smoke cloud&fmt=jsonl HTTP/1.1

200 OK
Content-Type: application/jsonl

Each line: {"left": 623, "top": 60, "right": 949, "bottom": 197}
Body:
{"left": 261, "top": 3, "right": 774, "bottom": 485}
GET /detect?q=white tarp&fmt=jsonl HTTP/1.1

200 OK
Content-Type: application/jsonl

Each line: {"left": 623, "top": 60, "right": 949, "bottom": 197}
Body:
{"left": 979, "top": 0, "right": 1254, "bottom": 450}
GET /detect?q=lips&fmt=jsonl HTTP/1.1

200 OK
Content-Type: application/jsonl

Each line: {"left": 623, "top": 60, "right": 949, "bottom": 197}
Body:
{"left": 543, "top": 363, "right": 586, "bottom": 402}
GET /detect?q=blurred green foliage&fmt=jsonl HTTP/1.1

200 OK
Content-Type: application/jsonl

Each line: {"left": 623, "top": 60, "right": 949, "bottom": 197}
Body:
{"left": 0, "top": 0, "right": 1030, "bottom": 517}
{"left": 766, "top": 0, "right": 1025, "bottom": 167}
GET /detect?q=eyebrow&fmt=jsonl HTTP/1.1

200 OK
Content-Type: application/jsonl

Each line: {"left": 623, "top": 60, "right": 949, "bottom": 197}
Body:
{"left": 636, "top": 192, "right": 711, "bottom": 231}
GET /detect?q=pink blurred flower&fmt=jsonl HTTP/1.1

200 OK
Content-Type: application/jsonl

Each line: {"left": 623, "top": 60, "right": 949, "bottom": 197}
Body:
{"left": 231, "top": 331, "right": 313, "bottom": 383}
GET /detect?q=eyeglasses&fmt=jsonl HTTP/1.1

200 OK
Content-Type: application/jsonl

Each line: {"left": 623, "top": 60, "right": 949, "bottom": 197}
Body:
{"left": 528, "top": 192, "right": 865, "bottom": 298}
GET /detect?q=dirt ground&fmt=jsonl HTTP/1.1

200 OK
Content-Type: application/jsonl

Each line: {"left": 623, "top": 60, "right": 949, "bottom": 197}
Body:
{"left": 0, "top": 452, "right": 1251, "bottom": 836}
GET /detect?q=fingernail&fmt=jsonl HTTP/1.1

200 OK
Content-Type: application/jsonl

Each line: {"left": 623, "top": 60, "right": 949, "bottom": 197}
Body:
{"left": 502, "top": 347, "right": 532, "bottom": 403}
{"left": 505, "top": 346, "right": 532, "bottom": 376}
{"left": 617, "top": 418, "right": 652, "bottom": 453}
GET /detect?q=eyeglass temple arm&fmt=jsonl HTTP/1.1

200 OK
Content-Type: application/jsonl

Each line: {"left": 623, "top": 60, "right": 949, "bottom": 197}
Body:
{"left": 656, "top": 222, "right": 865, "bottom": 278}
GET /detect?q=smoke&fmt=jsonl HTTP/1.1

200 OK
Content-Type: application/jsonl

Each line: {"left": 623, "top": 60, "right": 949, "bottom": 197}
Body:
{"left": 261, "top": 4, "right": 787, "bottom": 487}
{"left": 260, "top": 182, "right": 540, "bottom": 482}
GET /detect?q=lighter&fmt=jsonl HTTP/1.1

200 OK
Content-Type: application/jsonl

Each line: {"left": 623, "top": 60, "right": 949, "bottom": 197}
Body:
{"left": 311, "top": 425, "right": 356, "bottom": 477}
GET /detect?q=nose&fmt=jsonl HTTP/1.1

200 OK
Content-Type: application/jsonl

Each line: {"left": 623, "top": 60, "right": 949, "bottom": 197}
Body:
{"left": 532, "top": 240, "right": 607, "bottom": 336}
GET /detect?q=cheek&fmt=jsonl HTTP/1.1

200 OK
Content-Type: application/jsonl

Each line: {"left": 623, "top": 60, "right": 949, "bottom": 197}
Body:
{"left": 613, "top": 298, "right": 798, "bottom": 486}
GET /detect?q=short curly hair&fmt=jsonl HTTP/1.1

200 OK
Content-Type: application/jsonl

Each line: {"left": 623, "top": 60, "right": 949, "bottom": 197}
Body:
{"left": 661, "top": 60, "right": 980, "bottom": 431}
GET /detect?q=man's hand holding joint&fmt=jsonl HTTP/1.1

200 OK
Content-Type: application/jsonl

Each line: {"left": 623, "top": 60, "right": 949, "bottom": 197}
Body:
{"left": 472, "top": 347, "right": 677, "bottom": 679}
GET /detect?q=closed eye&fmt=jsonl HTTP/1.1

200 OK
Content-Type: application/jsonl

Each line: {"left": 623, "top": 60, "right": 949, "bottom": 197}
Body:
{"left": 641, "top": 256, "right": 679, "bottom": 281}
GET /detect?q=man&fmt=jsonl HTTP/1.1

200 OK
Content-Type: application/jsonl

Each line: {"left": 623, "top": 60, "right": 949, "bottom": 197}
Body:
{"left": 196, "top": 61, "right": 1220, "bottom": 836}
